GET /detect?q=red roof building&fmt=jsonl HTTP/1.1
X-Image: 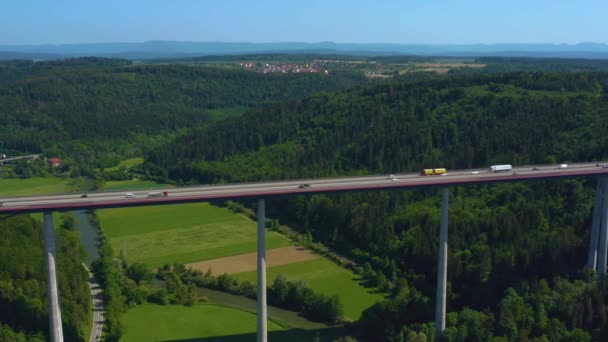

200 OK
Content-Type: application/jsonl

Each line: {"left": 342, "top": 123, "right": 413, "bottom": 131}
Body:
{"left": 48, "top": 158, "right": 63, "bottom": 167}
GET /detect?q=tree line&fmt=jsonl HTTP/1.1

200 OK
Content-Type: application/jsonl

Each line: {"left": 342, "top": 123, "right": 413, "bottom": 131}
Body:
{"left": 166, "top": 265, "right": 344, "bottom": 324}
{"left": 474, "top": 57, "right": 608, "bottom": 73}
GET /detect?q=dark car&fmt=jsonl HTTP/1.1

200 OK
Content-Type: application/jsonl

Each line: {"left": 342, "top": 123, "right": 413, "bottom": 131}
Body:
{"left": 298, "top": 184, "right": 311, "bottom": 189}
{"left": 80, "top": 194, "right": 88, "bottom": 198}
{"left": 533, "top": 167, "right": 539, "bottom": 171}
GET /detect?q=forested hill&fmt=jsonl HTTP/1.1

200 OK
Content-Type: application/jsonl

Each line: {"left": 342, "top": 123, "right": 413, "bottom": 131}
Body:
{"left": 145, "top": 72, "right": 608, "bottom": 340}
{"left": 0, "top": 57, "right": 132, "bottom": 87}
{"left": 147, "top": 72, "right": 608, "bottom": 183}
{"left": 0, "top": 58, "right": 364, "bottom": 154}
{"left": 475, "top": 57, "right": 608, "bottom": 73}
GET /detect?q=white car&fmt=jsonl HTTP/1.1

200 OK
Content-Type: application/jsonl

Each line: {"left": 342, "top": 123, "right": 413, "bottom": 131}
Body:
{"left": 559, "top": 164, "right": 568, "bottom": 169}
{"left": 471, "top": 171, "right": 480, "bottom": 175}
{"left": 387, "top": 174, "right": 396, "bottom": 179}
{"left": 391, "top": 177, "right": 399, "bottom": 182}
{"left": 125, "top": 193, "right": 136, "bottom": 198}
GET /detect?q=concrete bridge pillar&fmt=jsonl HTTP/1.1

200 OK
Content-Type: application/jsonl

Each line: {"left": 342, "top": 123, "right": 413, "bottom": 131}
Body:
{"left": 257, "top": 199, "right": 267, "bottom": 342}
{"left": 588, "top": 176, "right": 608, "bottom": 274}
{"left": 435, "top": 188, "right": 449, "bottom": 339}
{"left": 43, "top": 212, "right": 64, "bottom": 342}
{"left": 588, "top": 178, "right": 604, "bottom": 270}
{"left": 597, "top": 178, "right": 608, "bottom": 275}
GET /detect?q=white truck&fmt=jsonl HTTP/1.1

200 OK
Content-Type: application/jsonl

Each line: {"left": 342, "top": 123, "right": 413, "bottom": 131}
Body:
{"left": 147, "top": 191, "right": 168, "bottom": 198}
{"left": 490, "top": 164, "right": 512, "bottom": 172}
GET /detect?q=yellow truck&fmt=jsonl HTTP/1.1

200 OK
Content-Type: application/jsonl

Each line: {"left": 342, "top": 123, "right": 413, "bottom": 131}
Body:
{"left": 420, "top": 168, "right": 447, "bottom": 176}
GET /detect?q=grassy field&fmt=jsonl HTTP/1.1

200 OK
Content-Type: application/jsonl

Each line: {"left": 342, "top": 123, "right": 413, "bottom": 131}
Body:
{"left": 103, "top": 179, "right": 169, "bottom": 191}
{"left": 102, "top": 157, "right": 144, "bottom": 172}
{"left": 121, "top": 303, "right": 344, "bottom": 342}
{"left": 0, "top": 177, "right": 70, "bottom": 197}
{"left": 98, "top": 203, "right": 290, "bottom": 267}
{"left": 235, "top": 258, "right": 383, "bottom": 321}
{"left": 197, "top": 288, "right": 328, "bottom": 330}
{"left": 0, "top": 174, "right": 166, "bottom": 197}
{"left": 121, "top": 304, "right": 283, "bottom": 341}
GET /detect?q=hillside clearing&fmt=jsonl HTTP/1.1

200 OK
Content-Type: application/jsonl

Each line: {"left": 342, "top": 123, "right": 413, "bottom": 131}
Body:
{"left": 102, "top": 157, "right": 144, "bottom": 172}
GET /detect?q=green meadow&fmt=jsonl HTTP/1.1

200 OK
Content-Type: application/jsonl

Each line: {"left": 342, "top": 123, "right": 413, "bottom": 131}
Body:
{"left": 121, "top": 304, "right": 283, "bottom": 341}
{"left": 121, "top": 303, "right": 344, "bottom": 342}
{"left": 197, "top": 288, "right": 329, "bottom": 330}
{"left": 0, "top": 177, "right": 70, "bottom": 197}
{"left": 98, "top": 203, "right": 290, "bottom": 267}
{"left": 235, "top": 258, "right": 383, "bottom": 321}
{"left": 103, "top": 179, "right": 168, "bottom": 191}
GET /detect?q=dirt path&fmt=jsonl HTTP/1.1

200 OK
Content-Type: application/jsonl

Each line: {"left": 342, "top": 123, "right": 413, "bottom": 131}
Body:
{"left": 186, "top": 246, "right": 319, "bottom": 275}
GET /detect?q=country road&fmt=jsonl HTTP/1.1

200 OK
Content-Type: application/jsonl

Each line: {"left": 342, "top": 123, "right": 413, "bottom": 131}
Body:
{"left": 83, "top": 264, "right": 104, "bottom": 342}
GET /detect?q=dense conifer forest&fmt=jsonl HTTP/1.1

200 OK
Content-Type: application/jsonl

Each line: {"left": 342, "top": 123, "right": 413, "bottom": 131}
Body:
{"left": 148, "top": 72, "right": 608, "bottom": 179}
{"left": 0, "top": 58, "right": 364, "bottom": 168}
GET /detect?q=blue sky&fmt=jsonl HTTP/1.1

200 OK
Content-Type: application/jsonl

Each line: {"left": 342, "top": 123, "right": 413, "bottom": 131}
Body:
{"left": 1, "top": 0, "right": 606, "bottom": 45}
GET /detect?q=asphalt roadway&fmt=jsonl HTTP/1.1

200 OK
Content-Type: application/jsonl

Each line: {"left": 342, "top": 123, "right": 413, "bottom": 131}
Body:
{"left": 82, "top": 265, "right": 104, "bottom": 342}
{"left": 1, "top": 162, "right": 608, "bottom": 214}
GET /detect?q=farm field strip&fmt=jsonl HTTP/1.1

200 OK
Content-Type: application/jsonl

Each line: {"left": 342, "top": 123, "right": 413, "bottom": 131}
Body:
{"left": 186, "top": 245, "right": 319, "bottom": 274}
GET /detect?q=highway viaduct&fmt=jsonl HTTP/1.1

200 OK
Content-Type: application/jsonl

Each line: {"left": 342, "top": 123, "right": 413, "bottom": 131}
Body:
{"left": 2, "top": 162, "right": 608, "bottom": 342}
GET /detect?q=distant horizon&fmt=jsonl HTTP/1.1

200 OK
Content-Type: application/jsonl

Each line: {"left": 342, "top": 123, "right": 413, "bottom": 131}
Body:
{"left": 3, "top": 40, "right": 608, "bottom": 60}
{"left": 2, "top": 40, "right": 608, "bottom": 47}
{"left": 1, "top": 1, "right": 606, "bottom": 45}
